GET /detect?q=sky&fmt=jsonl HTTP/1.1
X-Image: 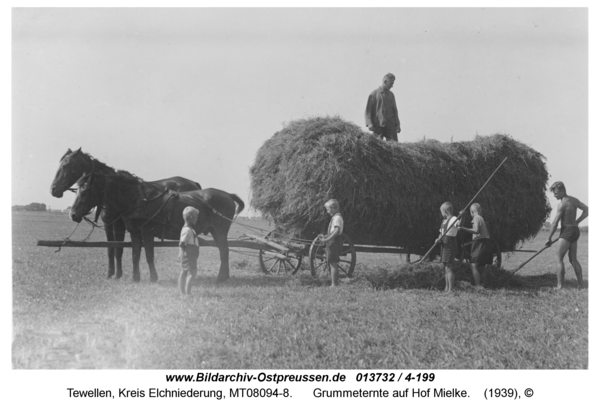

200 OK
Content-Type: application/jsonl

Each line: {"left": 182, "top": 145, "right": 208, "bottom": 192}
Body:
{"left": 11, "top": 7, "right": 589, "bottom": 223}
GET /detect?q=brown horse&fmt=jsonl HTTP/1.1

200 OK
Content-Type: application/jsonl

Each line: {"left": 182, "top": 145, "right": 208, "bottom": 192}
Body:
{"left": 70, "top": 171, "right": 244, "bottom": 283}
{"left": 50, "top": 148, "right": 201, "bottom": 279}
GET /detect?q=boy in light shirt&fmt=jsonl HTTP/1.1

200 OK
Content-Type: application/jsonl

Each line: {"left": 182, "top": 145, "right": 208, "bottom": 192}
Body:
{"left": 319, "top": 199, "right": 344, "bottom": 287}
{"left": 178, "top": 206, "right": 200, "bottom": 295}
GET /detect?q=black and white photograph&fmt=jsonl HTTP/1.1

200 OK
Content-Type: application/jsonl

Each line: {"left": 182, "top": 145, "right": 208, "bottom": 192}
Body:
{"left": 7, "top": 3, "right": 596, "bottom": 406}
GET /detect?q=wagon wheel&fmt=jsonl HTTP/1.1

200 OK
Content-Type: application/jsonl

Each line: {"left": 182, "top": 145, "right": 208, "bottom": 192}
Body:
{"left": 258, "top": 231, "right": 303, "bottom": 276}
{"left": 309, "top": 233, "right": 357, "bottom": 278}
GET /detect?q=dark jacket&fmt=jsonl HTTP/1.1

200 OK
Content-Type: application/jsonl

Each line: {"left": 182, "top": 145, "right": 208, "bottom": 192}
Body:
{"left": 365, "top": 86, "right": 400, "bottom": 129}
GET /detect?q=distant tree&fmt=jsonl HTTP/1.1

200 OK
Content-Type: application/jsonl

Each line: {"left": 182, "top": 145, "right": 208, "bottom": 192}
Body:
{"left": 24, "top": 202, "right": 47, "bottom": 211}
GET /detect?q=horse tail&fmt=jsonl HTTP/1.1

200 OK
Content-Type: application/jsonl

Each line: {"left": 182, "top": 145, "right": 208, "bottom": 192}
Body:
{"left": 230, "top": 194, "right": 245, "bottom": 219}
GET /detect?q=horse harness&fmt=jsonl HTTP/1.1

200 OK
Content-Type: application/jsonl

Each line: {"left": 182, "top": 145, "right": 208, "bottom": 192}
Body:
{"left": 90, "top": 182, "right": 236, "bottom": 239}
{"left": 87, "top": 185, "right": 179, "bottom": 238}
{"left": 136, "top": 185, "right": 180, "bottom": 241}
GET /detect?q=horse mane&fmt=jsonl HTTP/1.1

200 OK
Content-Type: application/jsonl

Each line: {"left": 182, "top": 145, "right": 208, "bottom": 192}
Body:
{"left": 75, "top": 150, "right": 147, "bottom": 184}
{"left": 74, "top": 150, "right": 117, "bottom": 176}
{"left": 114, "top": 170, "right": 144, "bottom": 184}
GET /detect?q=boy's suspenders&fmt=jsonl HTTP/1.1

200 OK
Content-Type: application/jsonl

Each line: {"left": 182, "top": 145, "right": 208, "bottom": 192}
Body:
{"left": 444, "top": 217, "right": 455, "bottom": 235}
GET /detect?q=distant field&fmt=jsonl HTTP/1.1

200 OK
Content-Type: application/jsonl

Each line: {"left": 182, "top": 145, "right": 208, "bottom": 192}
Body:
{"left": 13, "top": 211, "right": 587, "bottom": 369}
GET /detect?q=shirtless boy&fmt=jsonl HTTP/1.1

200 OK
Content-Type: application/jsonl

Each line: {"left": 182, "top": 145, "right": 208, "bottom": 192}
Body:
{"left": 545, "top": 181, "right": 588, "bottom": 289}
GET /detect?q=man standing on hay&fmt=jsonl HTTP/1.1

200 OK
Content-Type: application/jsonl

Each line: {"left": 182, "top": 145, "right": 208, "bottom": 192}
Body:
{"left": 545, "top": 181, "right": 588, "bottom": 290}
{"left": 365, "top": 73, "right": 401, "bottom": 142}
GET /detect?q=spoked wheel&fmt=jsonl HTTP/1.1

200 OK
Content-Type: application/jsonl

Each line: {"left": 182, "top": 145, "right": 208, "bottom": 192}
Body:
{"left": 309, "top": 233, "right": 357, "bottom": 278}
{"left": 258, "top": 231, "right": 303, "bottom": 276}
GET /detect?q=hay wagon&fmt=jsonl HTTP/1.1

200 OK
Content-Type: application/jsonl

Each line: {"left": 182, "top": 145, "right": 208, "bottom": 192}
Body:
{"left": 38, "top": 117, "right": 549, "bottom": 279}
{"left": 247, "top": 117, "right": 552, "bottom": 278}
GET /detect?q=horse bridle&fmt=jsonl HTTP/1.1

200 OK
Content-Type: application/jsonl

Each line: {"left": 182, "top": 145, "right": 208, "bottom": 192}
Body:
{"left": 64, "top": 150, "right": 96, "bottom": 194}
{"left": 74, "top": 172, "right": 105, "bottom": 223}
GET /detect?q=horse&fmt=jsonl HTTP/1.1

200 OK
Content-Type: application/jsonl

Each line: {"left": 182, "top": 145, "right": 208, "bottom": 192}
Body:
{"left": 50, "top": 148, "right": 202, "bottom": 279}
{"left": 70, "top": 171, "right": 245, "bottom": 283}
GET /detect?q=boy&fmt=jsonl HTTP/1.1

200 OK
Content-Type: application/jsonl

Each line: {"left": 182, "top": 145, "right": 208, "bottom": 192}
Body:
{"left": 319, "top": 199, "right": 344, "bottom": 287}
{"left": 459, "top": 203, "right": 492, "bottom": 287}
{"left": 179, "top": 206, "right": 200, "bottom": 295}
{"left": 436, "top": 202, "right": 459, "bottom": 291}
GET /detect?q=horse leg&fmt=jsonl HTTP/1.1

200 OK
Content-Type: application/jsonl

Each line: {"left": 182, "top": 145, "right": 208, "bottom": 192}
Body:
{"left": 114, "top": 218, "right": 126, "bottom": 279}
{"left": 105, "top": 223, "right": 116, "bottom": 279}
{"left": 213, "top": 230, "right": 230, "bottom": 283}
{"left": 142, "top": 228, "right": 159, "bottom": 283}
{"left": 130, "top": 231, "right": 143, "bottom": 283}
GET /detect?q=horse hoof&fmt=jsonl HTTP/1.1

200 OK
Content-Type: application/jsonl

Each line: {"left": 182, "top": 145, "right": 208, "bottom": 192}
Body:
{"left": 216, "top": 276, "right": 230, "bottom": 283}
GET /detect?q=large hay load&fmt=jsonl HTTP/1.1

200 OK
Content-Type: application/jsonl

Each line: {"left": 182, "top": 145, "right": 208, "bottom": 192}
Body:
{"left": 250, "top": 116, "right": 551, "bottom": 253}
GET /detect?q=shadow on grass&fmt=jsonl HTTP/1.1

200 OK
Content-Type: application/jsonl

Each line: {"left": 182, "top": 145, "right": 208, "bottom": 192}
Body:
{"left": 196, "top": 272, "right": 362, "bottom": 289}
{"left": 152, "top": 264, "right": 587, "bottom": 292}
{"left": 193, "top": 274, "right": 301, "bottom": 288}
{"left": 149, "top": 269, "right": 352, "bottom": 290}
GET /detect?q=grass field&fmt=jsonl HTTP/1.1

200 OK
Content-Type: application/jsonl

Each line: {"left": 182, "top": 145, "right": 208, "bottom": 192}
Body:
{"left": 12, "top": 211, "right": 588, "bottom": 369}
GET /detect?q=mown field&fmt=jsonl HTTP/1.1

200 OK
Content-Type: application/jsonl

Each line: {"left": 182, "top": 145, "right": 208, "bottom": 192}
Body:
{"left": 12, "top": 211, "right": 588, "bottom": 369}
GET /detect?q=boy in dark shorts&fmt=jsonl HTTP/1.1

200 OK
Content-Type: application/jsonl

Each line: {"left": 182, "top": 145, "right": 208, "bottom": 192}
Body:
{"left": 546, "top": 181, "right": 588, "bottom": 289}
{"left": 178, "top": 206, "right": 200, "bottom": 295}
{"left": 459, "top": 203, "right": 493, "bottom": 287}
{"left": 436, "top": 202, "right": 459, "bottom": 291}
{"left": 318, "top": 199, "right": 344, "bottom": 287}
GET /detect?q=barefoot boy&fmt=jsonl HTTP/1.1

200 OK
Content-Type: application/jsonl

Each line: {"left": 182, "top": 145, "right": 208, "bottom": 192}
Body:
{"left": 437, "top": 202, "right": 459, "bottom": 291}
{"left": 546, "top": 181, "right": 588, "bottom": 289}
{"left": 319, "top": 199, "right": 344, "bottom": 287}
{"left": 459, "top": 203, "right": 492, "bottom": 287}
{"left": 179, "top": 206, "right": 200, "bottom": 295}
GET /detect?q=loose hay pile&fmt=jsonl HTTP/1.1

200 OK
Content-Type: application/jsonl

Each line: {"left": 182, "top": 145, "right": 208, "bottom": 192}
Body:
{"left": 250, "top": 116, "right": 551, "bottom": 252}
{"left": 363, "top": 263, "right": 534, "bottom": 291}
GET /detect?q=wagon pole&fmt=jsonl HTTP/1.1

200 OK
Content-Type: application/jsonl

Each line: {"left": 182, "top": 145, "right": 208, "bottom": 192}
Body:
{"left": 37, "top": 238, "right": 277, "bottom": 252}
{"left": 416, "top": 157, "right": 508, "bottom": 265}
{"left": 510, "top": 238, "right": 558, "bottom": 276}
